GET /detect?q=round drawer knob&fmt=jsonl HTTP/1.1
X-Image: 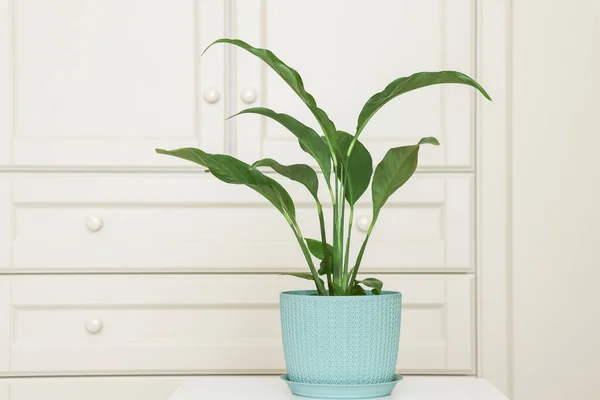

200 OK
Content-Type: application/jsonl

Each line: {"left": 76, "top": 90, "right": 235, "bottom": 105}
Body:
{"left": 85, "top": 319, "right": 103, "bottom": 334}
{"left": 356, "top": 215, "right": 372, "bottom": 232}
{"left": 85, "top": 216, "right": 104, "bottom": 233}
{"left": 240, "top": 88, "right": 258, "bottom": 104}
{"left": 203, "top": 88, "right": 221, "bottom": 104}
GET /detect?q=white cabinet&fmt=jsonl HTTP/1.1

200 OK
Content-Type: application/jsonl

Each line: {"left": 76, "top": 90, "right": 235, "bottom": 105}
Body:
{"left": 0, "top": 0, "right": 492, "bottom": 384}
{"left": 1, "top": 377, "right": 184, "bottom": 400}
{"left": 0, "top": 0, "right": 226, "bottom": 167}
{"left": 233, "top": 0, "right": 475, "bottom": 169}
{"left": 4, "top": 173, "right": 472, "bottom": 272}
{"left": 2, "top": 274, "right": 473, "bottom": 375}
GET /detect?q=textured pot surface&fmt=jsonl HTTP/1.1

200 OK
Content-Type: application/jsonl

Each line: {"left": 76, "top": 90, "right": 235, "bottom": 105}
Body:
{"left": 280, "top": 290, "right": 402, "bottom": 385}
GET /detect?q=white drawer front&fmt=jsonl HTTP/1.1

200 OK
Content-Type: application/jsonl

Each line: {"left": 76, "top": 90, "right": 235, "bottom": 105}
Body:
{"left": 7, "top": 173, "right": 473, "bottom": 272}
{"left": 5, "top": 274, "right": 473, "bottom": 375}
{"left": 1, "top": 377, "right": 183, "bottom": 400}
{"left": 0, "top": 277, "right": 9, "bottom": 373}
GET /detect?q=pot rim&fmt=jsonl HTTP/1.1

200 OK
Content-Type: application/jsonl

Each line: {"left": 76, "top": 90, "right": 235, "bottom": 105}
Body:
{"left": 280, "top": 290, "right": 401, "bottom": 298}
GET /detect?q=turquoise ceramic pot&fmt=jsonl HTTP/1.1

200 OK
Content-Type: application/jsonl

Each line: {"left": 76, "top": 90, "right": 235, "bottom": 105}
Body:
{"left": 280, "top": 290, "right": 402, "bottom": 385}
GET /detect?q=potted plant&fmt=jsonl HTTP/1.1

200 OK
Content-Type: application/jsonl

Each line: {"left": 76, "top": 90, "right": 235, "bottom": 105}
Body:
{"left": 157, "top": 38, "right": 490, "bottom": 399}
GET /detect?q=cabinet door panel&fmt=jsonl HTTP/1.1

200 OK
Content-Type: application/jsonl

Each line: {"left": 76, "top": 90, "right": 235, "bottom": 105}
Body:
{"left": 7, "top": 173, "right": 472, "bottom": 272}
{"left": 1, "top": 0, "right": 226, "bottom": 167}
{"left": 233, "top": 0, "right": 474, "bottom": 169}
{"left": 6, "top": 274, "right": 474, "bottom": 374}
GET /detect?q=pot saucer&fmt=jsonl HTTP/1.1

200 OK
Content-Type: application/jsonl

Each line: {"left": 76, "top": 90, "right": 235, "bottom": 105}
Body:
{"left": 280, "top": 374, "right": 403, "bottom": 399}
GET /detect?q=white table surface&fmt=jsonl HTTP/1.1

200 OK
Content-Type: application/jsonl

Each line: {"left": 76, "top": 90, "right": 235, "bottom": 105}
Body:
{"left": 168, "top": 376, "right": 510, "bottom": 399}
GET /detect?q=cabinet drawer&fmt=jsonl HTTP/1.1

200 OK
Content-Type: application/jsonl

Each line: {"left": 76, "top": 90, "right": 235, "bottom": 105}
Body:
{"left": 5, "top": 173, "right": 473, "bottom": 272}
{"left": 1, "top": 274, "right": 474, "bottom": 375}
{"left": 0, "top": 277, "right": 9, "bottom": 372}
{"left": 0, "top": 377, "right": 183, "bottom": 400}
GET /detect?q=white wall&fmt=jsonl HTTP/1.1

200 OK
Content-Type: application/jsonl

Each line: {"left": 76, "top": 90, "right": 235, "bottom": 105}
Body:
{"left": 512, "top": 0, "right": 600, "bottom": 398}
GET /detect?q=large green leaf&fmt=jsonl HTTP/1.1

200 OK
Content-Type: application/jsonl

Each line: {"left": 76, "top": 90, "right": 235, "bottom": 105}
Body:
{"left": 232, "top": 108, "right": 331, "bottom": 182}
{"left": 252, "top": 158, "right": 319, "bottom": 199}
{"left": 356, "top": 71, "right": 491, "bottom": 137}
{"left": 205, "top": 39, "right": 337, "bottom": 141}
{"left": 372, "top": 137, "right": 440, "bottom": 219}
{"left": 331, "top": 131, "right": 373, "bottom": 206}
{"left": 357, "top": 278, "right": 383, "bottom": 295}
{"left": 155, "top": 148, "right": 296, "bottom": 220}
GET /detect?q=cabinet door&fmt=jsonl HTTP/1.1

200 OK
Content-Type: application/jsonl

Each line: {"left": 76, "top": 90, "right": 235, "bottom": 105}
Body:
{"left": 0, "top": 0, "right": 226, "bottom": 167}
{"left": 232, "top": 0, "right": 475, "bottom": 169}
{"left": 7, "top": 274, "right": 474, "bottom": 374}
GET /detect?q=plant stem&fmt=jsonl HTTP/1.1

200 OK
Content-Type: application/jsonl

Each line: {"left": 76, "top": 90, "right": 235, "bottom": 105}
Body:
{"left": 338, "top": 177, "right": 346, "bottom": 285}
{"left": 327, "top": 183, "right": 336, "bottom": 206}
{"left": 285, "top": 215, "right": 328, "bottom": 296}
{"left": 319, "top": 127, "right": 338, "bottom": 170}
{"left": 295, "top": 234, "right": 328, "bottom": 295}
{"left": 346, "top": 135, "right": 360, "bottom": 161}
{"left": 332, "top": 174, "right": 343, "bottom": 287}
{"left": 348, "top": 217, "right": 377, "bottom": 288}
{"left": 316, "top": 201, "right": 332, "bottom": 292}
{"left": 343, "top": 206, "right": 354, "bottom": 290}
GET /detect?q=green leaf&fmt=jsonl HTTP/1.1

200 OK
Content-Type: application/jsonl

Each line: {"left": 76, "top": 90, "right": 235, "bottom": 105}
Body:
{"left": 318, "top": 259, "right": 332, "bottom": 276}
{"left": 330, "top": 282, "right": 346, "bottom": 296}
{"left": 205, "top": 39, "right": 337, "bottom": 141}
{"left": 280, "top": 272, "right": 314, "bottom": 281}
{"left": 155, "top": 148, "right": 295, "bottom": 220}
{"left": 283, "top": 273, "right": 326, "bottom": 290}
{"left": 252, "top": 158, "right": 319, "bottom": 199}
{"left": 356, "top": 71, "right": 491, "bottom": 137}
{"left": 306, "top": 238, "right": 333, "bottom": 276}
{"left": 282, "top": 272, "right": 313, "bottom": 280}
{"left": 204, "top": 39, "right": 316, "bottom": 106}
{"left": 231, "top": 107, "right": 332, "bottom": 183}
{"left": 371, "top": 137, "right": 439, "bottom": 219}
{"left": 349, "top": 284, "right": 366, "bottom": 296}
{"left": 358, "top": 278, "right": 383, "bottom": 295}
{"left": 305, "top": 238, "right": 333, "bottom": 260}
{"left": 331, "top": 131, "right": 373, "bottom": 206}
{"left": 417, "top": 137, "right": 440, "bottom": 146}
